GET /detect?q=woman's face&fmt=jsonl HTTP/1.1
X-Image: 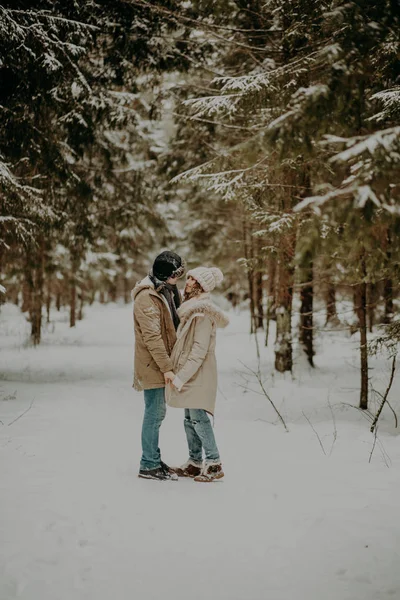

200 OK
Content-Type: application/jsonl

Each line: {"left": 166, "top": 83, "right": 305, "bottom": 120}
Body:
{"left": 184, "top": 275, "right": 197, "bottom": 294}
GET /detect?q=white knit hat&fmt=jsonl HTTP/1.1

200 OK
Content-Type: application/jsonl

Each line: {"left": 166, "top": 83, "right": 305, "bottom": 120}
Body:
{"left": 187, "top": 266, "right": 224, "bottom": 293}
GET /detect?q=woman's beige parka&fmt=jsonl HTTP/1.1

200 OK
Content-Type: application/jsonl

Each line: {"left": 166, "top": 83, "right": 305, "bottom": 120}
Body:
{"left": 165, "top": 293, "right": 229, "bottom": 415}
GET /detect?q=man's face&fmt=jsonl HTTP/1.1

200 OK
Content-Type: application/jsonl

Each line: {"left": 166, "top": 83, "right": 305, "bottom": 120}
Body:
{"left": 167, "top": 275, "right": 178, "bottom": 285}
{"left": 184, "top": 275, "right": 196, "bottom": 294}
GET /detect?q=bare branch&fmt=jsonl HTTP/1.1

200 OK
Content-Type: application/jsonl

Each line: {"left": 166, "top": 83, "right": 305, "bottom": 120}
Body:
{"left": 370, "top": 356, "right": 396, "bottom": 433}
{"left": 302, "top": 411, "right": 326, "bottom": 455}
{"left": 239, "top": 361, "right": 288, "bottom": 431}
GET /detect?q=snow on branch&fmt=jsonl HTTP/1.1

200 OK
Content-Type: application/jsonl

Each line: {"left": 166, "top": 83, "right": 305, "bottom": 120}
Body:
{"left": 212, "top": 72, "right": 273, "bottom": 93}
{"left": 370, "top": 88, "right": 400, "bottom": 122}
{"left": 183, "top": 93, "right": 243, "bottom": 118}
{"left": 294, "top": 184, "right": 382, "bottom": 213}
{"left": 329, "top": 127, "right": 400, "bottom": 164}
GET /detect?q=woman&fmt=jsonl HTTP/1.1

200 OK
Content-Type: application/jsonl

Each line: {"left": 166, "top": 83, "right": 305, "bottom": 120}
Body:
{"left": 166, "top": 266, "right": 229, "bottom": 482}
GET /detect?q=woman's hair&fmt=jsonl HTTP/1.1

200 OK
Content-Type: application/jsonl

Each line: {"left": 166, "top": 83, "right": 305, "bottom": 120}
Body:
{"left": 183, "top": 279, "right": 204, "bottom": 302}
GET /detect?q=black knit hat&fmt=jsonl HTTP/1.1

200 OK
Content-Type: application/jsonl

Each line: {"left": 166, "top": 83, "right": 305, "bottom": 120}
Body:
{"left": 152, "top": 251, "right": 185, "bottom": 282}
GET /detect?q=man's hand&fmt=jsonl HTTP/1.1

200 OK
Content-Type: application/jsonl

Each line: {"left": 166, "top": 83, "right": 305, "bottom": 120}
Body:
{"left": 164, "top": 371, "right": 175, "bottom": 384}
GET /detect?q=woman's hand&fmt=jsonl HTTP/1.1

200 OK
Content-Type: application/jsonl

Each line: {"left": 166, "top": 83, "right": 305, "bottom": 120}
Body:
{"left": 163, "top": 371, "right": 175, "bottom": 384}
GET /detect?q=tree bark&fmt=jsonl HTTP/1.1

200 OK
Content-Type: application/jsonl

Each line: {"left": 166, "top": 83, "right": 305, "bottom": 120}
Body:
{"left": 325, "top": 282, "right": 339, "bottom": 325}
{"left": 274, "top": 241, "right": 295, "bottom": 373}
{"left": 26, "top": 241, "right": 45, "bottom": 345}
{"left": 21, "top": 279, "right": 31, "bottom": 313}
{"left": 46, "top": 278, "right": 51, "bottom": 324}
{"left": 78, "top": 289, "right": 84, "bottom": 321}
{"left": 242, "top": 218, "right": 256, "bottom": 333}
{"left": 382, "top": 229, "right": 393, "bottom": 324}
{"left": 367, "top": 282, "right": 378, "bottom": 333}
{"left": 56, "top": 288, "right": 61, "bottom": 312}
{"left": 70, "top": 279, "right": 76, "bottom": 328}
{"left": 355, "top": 255, "right": 368, "bottom": 410}
{"left": 299, "top": 260, "right": 314, "bottom": 367}
{"left": 109, "top": 279, "right": 117, "bottom": 303}
{"left": 265, "top": 256, "right": 276, "bottom": 346}
{"left": 69, "top": 251, "right": 80, "bottom": 328}
{"left": 254, "top": 268, "right": 264, "bottom": 330}
{"left": 123, "top": 277, "right": 130, "bottom": 304}
{"left": 383, "top": 278, "right": 394, "bottom": 324}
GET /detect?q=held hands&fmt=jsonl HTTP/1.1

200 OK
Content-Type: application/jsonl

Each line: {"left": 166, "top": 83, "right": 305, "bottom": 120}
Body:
{"left": 164, "top": 371, "right": 175, "bottom": 385}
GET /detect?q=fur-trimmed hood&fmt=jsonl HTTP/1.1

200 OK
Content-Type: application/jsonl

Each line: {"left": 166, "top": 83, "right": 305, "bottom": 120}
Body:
{"left": 131, "top": 276, "right": 153, "bottom": 301}
{"left": 177, "top": 293, "right": 229, "bottom": 330}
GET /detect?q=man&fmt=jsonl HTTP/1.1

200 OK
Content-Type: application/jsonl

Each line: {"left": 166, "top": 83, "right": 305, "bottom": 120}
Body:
{"left": 132, "top": 250, "right": 185, "bottom": 480}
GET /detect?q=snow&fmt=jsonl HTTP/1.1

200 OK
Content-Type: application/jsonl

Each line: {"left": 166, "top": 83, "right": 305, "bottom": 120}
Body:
{"left": 1, "top": 302, "right": 400, "bottom": 600}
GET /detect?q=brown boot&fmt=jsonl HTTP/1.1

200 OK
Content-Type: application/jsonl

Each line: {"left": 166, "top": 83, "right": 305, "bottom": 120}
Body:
{"left": 194, "top": 462, "right": 224, "bottom": 482}
{"left": 172, "top": 459, "right": 202, "bottom": 478}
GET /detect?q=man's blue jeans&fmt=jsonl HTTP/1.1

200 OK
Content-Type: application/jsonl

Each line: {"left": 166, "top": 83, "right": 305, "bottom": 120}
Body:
{"left": 140, "top": 387, "right": 166, "bottom": 471}
{"left": 184, "top": 408, "right": 220, "bottom": 463}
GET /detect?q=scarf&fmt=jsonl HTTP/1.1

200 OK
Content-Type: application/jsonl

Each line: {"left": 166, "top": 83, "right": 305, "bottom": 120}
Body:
{"left": 149, "top": 272, "right": 181, "bottom": 331}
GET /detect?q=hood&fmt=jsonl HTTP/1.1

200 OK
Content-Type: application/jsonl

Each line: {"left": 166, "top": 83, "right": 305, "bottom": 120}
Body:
{"left": 177, "top": 294, "right": 229, "bottom": 329}
{"left": 131, "top": 275, "right": 154, "bottom": 301}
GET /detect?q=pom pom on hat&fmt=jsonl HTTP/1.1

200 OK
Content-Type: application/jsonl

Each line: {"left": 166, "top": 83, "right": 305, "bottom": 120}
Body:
{"left": 187, "top": 266, "right": 224, "bottom": 293}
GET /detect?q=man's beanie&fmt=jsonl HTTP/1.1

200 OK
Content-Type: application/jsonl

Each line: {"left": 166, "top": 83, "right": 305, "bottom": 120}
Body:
{"left": 186, "top": 266, "right": 224, "bottom": 292}
{"left": 152, "top": 251, "right": 185, "bottom": 282}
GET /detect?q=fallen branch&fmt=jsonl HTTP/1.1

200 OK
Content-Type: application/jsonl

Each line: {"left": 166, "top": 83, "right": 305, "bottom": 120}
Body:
{"left": 370, "top": 356, "right": 396, "bottom": 433}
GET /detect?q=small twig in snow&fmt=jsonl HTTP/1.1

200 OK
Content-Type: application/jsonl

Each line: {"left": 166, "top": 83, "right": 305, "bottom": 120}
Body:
{"left": 327, "top": 398, "right": 337, "bottom": 456}
{"left": 341, "top": 402, "right": 374, "bottom": 423}
{"left": 239, "top": 361, "right": 288, "bottom": 432}
{"left": 302, "top": 411, "right": 326, "bottom": 455}
{"left": 8, "top": 398, "right": 35, "bottom": 427}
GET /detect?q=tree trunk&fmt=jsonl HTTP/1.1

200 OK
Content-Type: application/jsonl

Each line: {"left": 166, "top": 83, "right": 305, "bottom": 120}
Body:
{"left": 325, "top": 282, "right": 339, "bottom": 325}
{"left": 355, "top": 256, "right": 368, "bottom": 410}
{"left": 254, "top": 268, "right": 264, "bottom": 330}
{"left": 367, "top": 282, "right": 378, "bottom": 333}
{"left": 265, "top": 256, "right": 276, "bottom": 346}
{"left": 99, "top": 290, "right": 105, "bottom": 304}
{"left": 56, "top": 288, "right": 61, "bottom": 311}
{"left": 299, "top": 260, "right": 314, "bottom": 367}
{"left": 242, "top": 218, "right": 255, "bottom": 333}
{"left": 46, "top": 279, "right": 51, "bottom": 324}
{"left": 123, "top": 277, "right": 130, "bottom": 304}
{"left": 383, "top": 278, "right": 393, "bottom": 324}
{"left": 109, "top": 279, "right": 117, "bottom": 303}
{"left": 89, "top": 288, "right": 96, "bottom": 305}
{"left": 70, "top": 279, "right": 76, "bottom": 328}
{"left": 21, "top": 280, "right": 31, "bottom": 313}
{"left": 274, "top": 248, "right": 295, "bottom": 373}
{"left": 26, "top": 242, "right": 45, "bottom": 346}
{"left": 78, "top": 290, "right": 84, "bottom": 321}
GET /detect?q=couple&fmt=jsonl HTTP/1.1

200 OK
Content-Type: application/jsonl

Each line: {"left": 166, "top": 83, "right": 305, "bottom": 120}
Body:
{"left": 132, "top": 250, "right": 229, "bottom": 482}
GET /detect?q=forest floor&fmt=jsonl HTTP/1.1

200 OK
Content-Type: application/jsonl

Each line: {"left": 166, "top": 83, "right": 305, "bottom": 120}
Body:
{"left": 0, "top": 300, "right": 399, "bottom": 600}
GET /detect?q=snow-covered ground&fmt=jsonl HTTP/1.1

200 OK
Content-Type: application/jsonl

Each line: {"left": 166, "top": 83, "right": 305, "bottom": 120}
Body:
{"left": 1, "top": 301, "right": 399, "bottom": 600}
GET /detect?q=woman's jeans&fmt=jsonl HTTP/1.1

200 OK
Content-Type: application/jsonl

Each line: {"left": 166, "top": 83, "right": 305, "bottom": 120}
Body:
{"left": 140, "top": 387, "right": 166, "bottom": 471}
{"left": 184, "top": 408, "right": 220, "bottom": 463}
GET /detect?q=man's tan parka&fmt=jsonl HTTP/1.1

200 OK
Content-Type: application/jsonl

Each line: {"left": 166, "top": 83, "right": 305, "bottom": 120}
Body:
{"left": 132, "top": 276, "right": 177, "bottom": 391}
{"left": 165, "top": 294, "right": 229, "bottom": 415}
